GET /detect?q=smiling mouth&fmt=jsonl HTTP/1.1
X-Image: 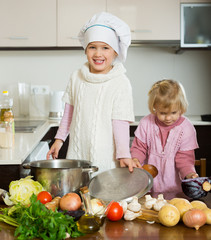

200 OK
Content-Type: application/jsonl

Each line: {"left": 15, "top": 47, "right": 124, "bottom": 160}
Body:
{"left": 94, "top": 59, "right": 104, "bottom": 64}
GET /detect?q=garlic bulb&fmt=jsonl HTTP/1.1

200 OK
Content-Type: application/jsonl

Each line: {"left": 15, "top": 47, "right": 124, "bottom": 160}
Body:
{"left": 127, "top": 196, "right": 141, "bottom": 212}
{"left": 124, "top": 209, "right": 142, "bottom": 221}
{"left": 153, "top": 194, "right": 167, "bottom": 211}
{"left": 144, "top": 195, "right": 157, "bottom": 209}
{"left": 153, "top": 200, "right": 167, "bottom": 211}
{"left": 119, "top": 200, "right": 128, "bottom": 214}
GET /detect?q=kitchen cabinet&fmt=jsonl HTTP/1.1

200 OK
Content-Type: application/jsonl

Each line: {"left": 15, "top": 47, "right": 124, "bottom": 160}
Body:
{"left": 0, "top": 0, "right": 181, "bottom": 48}
{"left": 0, "top": 0, "right": 56, "bottom": 47}
{"left": 107, "top": 0, "right": 180, "bottom": 41}
{"left": 180, "top": 0, "right": 211, "bottom": 2}
{"left": 194, "top": 126, "right": 211, "bottom": 177}
{"left": 57, "top": 0, "right": 106, "bottom": 47}
{"left": 58, "top": 0, "right": 181, "bottom": 46}
{"left": 0, "top": 165, "right": 21, "bottom": 191}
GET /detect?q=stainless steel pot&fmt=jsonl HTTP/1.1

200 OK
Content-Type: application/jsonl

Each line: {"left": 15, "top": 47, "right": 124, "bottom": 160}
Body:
{"left": 23, "top": 159, "right": 98, "bottom": 197}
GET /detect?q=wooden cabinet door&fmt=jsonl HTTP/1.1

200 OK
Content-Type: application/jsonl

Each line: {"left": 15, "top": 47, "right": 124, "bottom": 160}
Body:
{"left": 57, "top": 0, "right": 106, "bottom": 46}
{"left": 0, "top": 0, "right": 56, "bottom": 47}
{"left": 107, "top": 0, "right": 180, "bottom": 41}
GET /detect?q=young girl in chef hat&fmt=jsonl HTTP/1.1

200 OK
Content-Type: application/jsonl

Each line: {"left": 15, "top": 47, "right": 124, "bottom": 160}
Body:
{"left": 130, "top": 79, "right": 199, "bottom": 193}
{"left": 47, "top": 12, "right": 138, "bottom": 174}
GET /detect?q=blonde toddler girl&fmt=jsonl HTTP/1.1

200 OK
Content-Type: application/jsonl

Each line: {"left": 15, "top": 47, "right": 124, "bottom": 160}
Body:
{"left": 131, "top": 79, "right": 199, "bottom": 192}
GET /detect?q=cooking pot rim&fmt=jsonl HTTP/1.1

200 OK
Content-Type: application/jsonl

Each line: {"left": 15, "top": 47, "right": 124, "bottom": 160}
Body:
{"left": 26, "top": 159, "right": 92, "bottom": 169}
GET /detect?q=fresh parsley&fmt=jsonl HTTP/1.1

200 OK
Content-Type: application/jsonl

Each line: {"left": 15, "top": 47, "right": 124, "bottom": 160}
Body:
{"left": 0, "top": 194, "right": 83, "bottom": 240}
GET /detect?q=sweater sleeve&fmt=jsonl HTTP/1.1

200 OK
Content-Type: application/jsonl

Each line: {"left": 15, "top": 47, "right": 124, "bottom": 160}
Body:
{"left": 130, "top": 136, "right": 147, "bottom": 164}
{"left": 175, "top": 150, "right": 196, "bottom": 179}
{"left": 55, "top": 103, "right": 74, "bottom": 142}
{"left": 112, "top": 119, "right": 131, "bottom": 159}
{"left": 179, "top": 119, "right": 199, "bottom": 151}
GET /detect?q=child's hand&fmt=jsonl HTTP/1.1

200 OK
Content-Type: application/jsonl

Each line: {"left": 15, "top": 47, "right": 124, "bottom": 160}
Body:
{"left": 46, "top": 139, "right": 63, "bottom": 160}
{"left": 185, "top": 172, "right": 199, "bottom": 179}
{"left": 119, "top": 158, "right": 142, "bottom": 173}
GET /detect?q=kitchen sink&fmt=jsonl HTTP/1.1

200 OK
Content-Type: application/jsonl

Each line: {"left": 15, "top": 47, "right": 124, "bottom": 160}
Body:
{"left": 15, "top": 120, "right": 46, "bottom": 133}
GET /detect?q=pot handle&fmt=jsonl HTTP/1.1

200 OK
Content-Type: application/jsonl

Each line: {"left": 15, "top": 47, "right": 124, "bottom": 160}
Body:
{"left": 82, "top": 166, "right": 98, "bottom": 173}
{"left": 22, "top": 163, "right": 31, "bottom": 169}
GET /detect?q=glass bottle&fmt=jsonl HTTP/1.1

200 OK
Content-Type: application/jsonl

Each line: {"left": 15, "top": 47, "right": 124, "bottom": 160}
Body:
{"left": 77, "top": 186, "right": 100, "bottom": 234}
{"left": 0, "top": 91, "right": 13, "bottom": 120}
{"left": 0, "top": 91, "right": 15, "bottom": 148}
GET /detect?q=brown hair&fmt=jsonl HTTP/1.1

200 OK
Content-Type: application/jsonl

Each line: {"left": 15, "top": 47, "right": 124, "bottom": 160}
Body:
{"left": 148, "top": 79, "right": 188, "bottom": 114}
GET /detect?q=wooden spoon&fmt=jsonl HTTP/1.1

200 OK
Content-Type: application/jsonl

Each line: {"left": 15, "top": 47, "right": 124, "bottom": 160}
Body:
{"left": 142, "top": 164, "right": 158, "bottom": 178}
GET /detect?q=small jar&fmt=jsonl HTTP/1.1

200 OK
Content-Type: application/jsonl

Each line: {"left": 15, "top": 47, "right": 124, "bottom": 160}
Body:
{"left": 0, "top": 121, "right": 14, "bottom": 148}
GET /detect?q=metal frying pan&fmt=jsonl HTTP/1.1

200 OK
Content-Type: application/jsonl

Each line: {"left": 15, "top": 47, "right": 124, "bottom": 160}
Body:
{"left": 88, "top": 168, "right": 153, "bottom": 202}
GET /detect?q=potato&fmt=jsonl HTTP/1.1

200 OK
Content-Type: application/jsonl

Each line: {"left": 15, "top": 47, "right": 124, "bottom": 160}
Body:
{"left": 169, "top": 198, "right": 189, "bottom": 205}
{"left": 202, "top": 208, "right": 211, "bottom": 224}
{"left": 158, "top": 204, "right": 180, "bottom": 227}
{"left": 174, "top": 199, "right": 193, "bottom": 219}
{"left": 190, "top": 200, "right": 207, "bottom": 210}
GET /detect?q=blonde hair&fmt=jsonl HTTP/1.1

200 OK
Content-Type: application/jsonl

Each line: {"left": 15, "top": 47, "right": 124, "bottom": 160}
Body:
{"left": 148, "top": 79, "right": 188, "bottom": 114}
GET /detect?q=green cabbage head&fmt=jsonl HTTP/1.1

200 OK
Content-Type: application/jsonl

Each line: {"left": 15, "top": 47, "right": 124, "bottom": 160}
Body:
{"left": 5, "top": 176, "right": 44, "bottom": 206}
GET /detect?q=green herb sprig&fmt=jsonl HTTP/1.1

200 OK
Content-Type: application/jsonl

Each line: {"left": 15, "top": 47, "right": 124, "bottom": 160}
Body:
{"left": 0, "top": 194, "right": 83, "bottom": 240}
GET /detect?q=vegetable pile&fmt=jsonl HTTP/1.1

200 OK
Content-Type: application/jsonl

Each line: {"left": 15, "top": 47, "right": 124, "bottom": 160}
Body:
{"left": 0, "top": 194, "right": 83, "bottom": 240}
{"left": 136, "top": 195, "right": 211, "bottom": 230}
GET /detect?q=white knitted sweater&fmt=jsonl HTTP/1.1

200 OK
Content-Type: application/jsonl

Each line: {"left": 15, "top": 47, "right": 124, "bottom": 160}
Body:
{"left": 63, "top": 62, "right": 134, "bottom": 174}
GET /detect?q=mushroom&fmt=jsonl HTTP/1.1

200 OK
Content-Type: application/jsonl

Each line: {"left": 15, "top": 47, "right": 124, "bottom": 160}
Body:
{"left": 127, "top": 196, "right": 142, "bottom": 212}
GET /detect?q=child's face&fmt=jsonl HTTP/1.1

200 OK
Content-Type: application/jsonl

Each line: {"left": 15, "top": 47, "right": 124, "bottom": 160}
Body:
{"left": 155, "top": 105, "right": 181, "bottom": 126}
{"left": 86, "top": 42, "right": 117, "bottom": 74}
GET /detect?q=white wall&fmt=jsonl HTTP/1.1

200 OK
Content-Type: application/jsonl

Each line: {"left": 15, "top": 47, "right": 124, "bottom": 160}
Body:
{"left": 0, "top": 47, "right": 211, "bottom": 117}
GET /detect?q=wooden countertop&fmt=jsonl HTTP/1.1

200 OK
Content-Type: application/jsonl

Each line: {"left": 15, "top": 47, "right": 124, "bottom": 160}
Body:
{"left": 0, "top": 192, "right": 210, "bottom": 240}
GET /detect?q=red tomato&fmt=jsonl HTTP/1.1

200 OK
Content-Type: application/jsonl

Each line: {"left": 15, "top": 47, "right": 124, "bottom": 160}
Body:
{"left": 37, "top": 191, "right": 52, "bottom": 204}
{"left": 106, "top": 202, "right": 123, "bottom": 221}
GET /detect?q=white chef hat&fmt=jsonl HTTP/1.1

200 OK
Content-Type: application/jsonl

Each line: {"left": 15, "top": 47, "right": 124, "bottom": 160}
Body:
{"left": 78, "top": 12, "right": 131, "bottom": 62}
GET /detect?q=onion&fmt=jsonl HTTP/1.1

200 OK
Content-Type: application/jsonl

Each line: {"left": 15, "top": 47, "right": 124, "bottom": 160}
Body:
{"left": 60, "top": 192, "right": 82, "bottom": 211}
{"left": 182, "top": 208, "right": 207, "bottom": 230}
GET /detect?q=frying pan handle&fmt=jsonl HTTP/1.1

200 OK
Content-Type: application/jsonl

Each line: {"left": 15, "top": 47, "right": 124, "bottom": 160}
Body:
{"left": 82, "top": 166, "right": 98, "bottom": 173}
{"left": 22, "top": 163, "right": 31, "bottom": 169}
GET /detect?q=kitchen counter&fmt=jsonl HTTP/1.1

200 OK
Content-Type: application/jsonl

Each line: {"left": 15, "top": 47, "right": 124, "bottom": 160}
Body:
{"left": 0, "top": 192, "right": 210, "bottom": 240}
{"left": 0, "top": 115, "right": 210, "bottom": 165}
{"left": 0, "top": 118, "right": 61, "bottom": 165}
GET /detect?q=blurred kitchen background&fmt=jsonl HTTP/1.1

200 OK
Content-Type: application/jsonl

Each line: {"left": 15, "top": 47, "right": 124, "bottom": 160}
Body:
{"left": 0, "top": 47, "right": 210, "bottom": 118}
{"left": 0, "top": 0, "right": 211, "bottom": 118}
